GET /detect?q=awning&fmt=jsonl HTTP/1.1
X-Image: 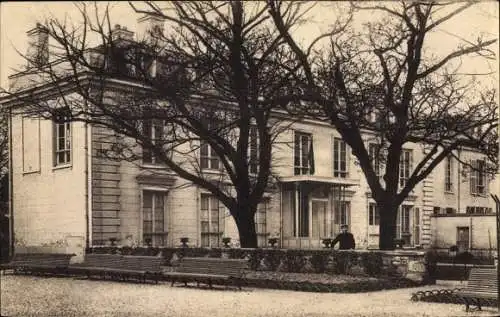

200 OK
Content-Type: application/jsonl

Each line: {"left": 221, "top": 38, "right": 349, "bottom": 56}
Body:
{"left": 278, "top": 175, "right": 359, "bottom": 187}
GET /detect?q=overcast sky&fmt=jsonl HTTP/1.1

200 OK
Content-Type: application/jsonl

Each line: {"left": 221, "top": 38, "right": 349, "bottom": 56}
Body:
{"left": 1, "top": 1, "right": 498, "bottom": 91}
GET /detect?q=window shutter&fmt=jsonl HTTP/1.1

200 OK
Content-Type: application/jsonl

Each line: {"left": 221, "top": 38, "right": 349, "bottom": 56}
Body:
{"left": 143, "top": 119, "right": 152, "bottom": 163}
{"left": 396, "top": 208, "right": 401, "bottom": 239}
{"left": 308, "top": 136, "right": 315, "bottom": 175}
{"left": 470, "top": 160, "right": 477, "bottom": 193}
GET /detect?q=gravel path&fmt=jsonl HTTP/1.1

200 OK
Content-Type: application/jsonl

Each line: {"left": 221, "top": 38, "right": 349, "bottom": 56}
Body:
{"left": 1, "top": 275, "right": 498, "bottom": 317}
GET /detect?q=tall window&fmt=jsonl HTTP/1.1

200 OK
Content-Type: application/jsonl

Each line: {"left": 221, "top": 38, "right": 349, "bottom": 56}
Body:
{"left": 200, "top": 194, "right": 225, "bottom": 247}
{"left": 399, "top": 149, "right": 412, "bottom": 188}
{"left": 368, "top": 143, "right": 381, "bottom": 178}
{"left": 143, "top": 119, "right": 166, "bottom": 164}
{"left": 249, "top": 126, "right": 259, "bottom": 174}
{"left": 255, "top": 199, "right": 268, "bottom": 247}
{"left": 333, "top": 138, "right": 348, "bottom": 178}
{"left": 294, "top": 187, "right": 309, "bottom": 237}
{"left": 200, "top": 141, "right": 220, "bottom": 170}
{"left": 444, "top": 156, "right": 453, "bottom": 192}
{"left": 294, "top": 132, "right": 314, "bottom": 175}
{"left": 142, "top": 191, "right": 166, "bottom": 246}
{"left": 333, "top": 200, "right": 350, "bottom": 234}
{"left": 413, "top": 208, "right": 420, "bottom": 245}
{"left": 470, "top": 159, "right": 487, "bottom": 195}
{"left": 368, "top": 203, "right": 380, "bottom": 226}
{"left": 53, "top": 108, "right": 72, "bottom": 166}
{"left": 396, "top": 205, "right": 420, "bottom": 246}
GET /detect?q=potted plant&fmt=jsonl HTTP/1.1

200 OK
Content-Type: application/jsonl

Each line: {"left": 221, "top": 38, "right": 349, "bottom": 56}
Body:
{"left": 394, "top": 239, "right": 405, "bottom": 249}
{"left": 222, "top": 237, "right": 231, "bottom": 248}
{"left": 268, "top": 237, "right": 278, "bottom": 248}
{"left": 322, "top": 238, "right": 332, "bottom": 248}
{"left": 180, "top": 237, "right": 189, "bottom": 248}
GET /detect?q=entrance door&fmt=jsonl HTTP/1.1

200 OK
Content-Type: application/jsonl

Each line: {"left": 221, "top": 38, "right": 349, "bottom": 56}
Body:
{"left": 456, "top": 227, "right": 470, "bottom": 252}
{"left": 312, "top": 200, "right": 328, "bottom": 239}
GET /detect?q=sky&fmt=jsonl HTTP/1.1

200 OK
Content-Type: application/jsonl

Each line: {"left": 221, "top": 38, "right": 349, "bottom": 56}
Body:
{"left": 0, "top": 1, "right": 499, "bottom": 91}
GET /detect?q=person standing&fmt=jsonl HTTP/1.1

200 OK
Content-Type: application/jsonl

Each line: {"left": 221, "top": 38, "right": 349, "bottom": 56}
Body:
{"left": 331, "top": 224, "right": 355, "bottom": 250}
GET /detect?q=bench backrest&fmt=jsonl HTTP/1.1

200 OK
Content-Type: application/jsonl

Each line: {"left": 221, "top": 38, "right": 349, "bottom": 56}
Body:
{"left": 77, "top": 254, "right": 163, "bottom": 273}
{"left": 463, "top": 268, "right": 498, "bottom": 295}
{"left": 78, "top": 254, "right": 122, "bottom": 267}
{"left": 177, "top": 257, "right": 248, "bottom": 277}
{"left": 120, "top": 255, "right": 163, "bottom": 272}
{"left": 9, "top": 253, "right": 74, "bottom": 267}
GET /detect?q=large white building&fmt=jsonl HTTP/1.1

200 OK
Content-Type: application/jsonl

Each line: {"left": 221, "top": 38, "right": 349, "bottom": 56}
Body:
{"left": 3, "top": 21, "right": 497, "bottom": 257}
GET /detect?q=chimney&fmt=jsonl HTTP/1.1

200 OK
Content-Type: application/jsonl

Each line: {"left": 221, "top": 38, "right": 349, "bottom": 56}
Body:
{"left": 26, "top": 22, "right": 49, "bottom": 68}
{"left": 111, "top": 24, "right": 135, "bottom": 43}
{"left": 137, "top": 14, "right": 165, "bottom": 44}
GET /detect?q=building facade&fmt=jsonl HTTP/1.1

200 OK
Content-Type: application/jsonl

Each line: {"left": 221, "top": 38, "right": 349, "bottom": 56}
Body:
{"left": 4, "top": 21, "right": 498, "bottom": 256}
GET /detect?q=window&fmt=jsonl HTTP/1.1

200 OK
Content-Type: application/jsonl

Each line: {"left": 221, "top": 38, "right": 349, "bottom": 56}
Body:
{"left": 142, "top": 191, "right": 167, "bottom": 246}
{"left": 295, "top": 187, "right": 309, "bottom": 237}
{"left": 466, "top": 206, "right": 493, "bottom": 215}
{"left": 200, "top": 141, "right": 220, "bottom": 170}
{"left": 399, "top": 149, "right": 412, "bottom": 188}
{"left": 413, "top": 208, "right": 420, "bottom": 245}
{"left": 294, "top": 132, "right": 314, "bottom": 175}
{"left": 433, "top": 206, "right": 441, "bottom": 215}
{"left": 470, "top": 159, "right": 487, "bottom": 195}
{"left": 255, "top": 199, "right": 268, "bottom": 247}
{"left": 445, "top": 156, "right": 453, "bottom": 192}
{"left": 456, "top": 227, "right": 470, "bottom": 251}
{"left": 143, "top": 119, "right": 167, "bottom": 164}
{"left": 333, "top": 200, "right": 350, "bottom": 234}
{"left": 369, "top": 203, "right": 380, "bottom": 226}
{"left": 396, "top": 205, "right": 420, "bottom": 246}
{"left": 368, "top": 143, "right": 380, "bottom": 178}
{"left": 200, "top": 194, "right": 225, "bottom": 247}
{"left": 333, "top": 138, "right": 348, "bottom": 178}
{"left": 249, "top": 126, "right": 259, "bottom": 174}
{"left": 53, "top": 108, "right": 72, "bottom": 166}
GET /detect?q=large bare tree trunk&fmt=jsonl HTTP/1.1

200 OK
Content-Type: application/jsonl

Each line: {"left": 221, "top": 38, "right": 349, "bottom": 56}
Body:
{"left": 378, "top": 201, "right": 398, "bottom": 250}
{"left": 232, "top": 204, "right": 258, "bottom": 248}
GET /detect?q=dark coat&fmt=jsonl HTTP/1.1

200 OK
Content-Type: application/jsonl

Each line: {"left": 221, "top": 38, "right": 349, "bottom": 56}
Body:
{"left": 332, "top": 232, "right": 355, "bottom": 250}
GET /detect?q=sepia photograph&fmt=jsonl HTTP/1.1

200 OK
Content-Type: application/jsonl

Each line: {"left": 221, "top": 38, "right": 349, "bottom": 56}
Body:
{"left": 0, "top": 1, "right": 499, "bottom": 316}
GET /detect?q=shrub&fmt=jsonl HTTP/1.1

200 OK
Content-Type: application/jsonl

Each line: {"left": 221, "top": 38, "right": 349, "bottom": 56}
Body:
{"left": 360, "top": 252, "right": 383, "bottom": 277}
{"left": 284, "top": 250, "right": 307, "bottom": 273}
{"left": 160, "top": 248, "right": 177, "bottom": 265}
{"left": 263, "top": 250, "right": 282, "bottom": 271}
{"left": 310, "top": 252, "right": 330, "bottom": 273}
{"left": 424, "top": 248, "right": 439, "bottom": 283}
{"left": 331, "top": 251, "right": 357, "bottom": 275}
{"left": 228, "top": 248, "right": 248, "bottom": 259}
{"left": 208, "top": 248, "right": 222, "bottom": 258}
{"left": 455, "top": 251, "right": 474, "bottom": 264}
{"left": 249, "top": 249, "right": 265, "bottom": 270}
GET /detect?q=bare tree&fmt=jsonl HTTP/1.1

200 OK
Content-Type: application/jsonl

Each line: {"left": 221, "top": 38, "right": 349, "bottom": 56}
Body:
{"left": 0, "top": 111, "right": 7, "bottom": 179}
{"left": 269, "top": 1, "right": 498, "bottom": 249}
{"left": 3, "top": 1, "right": 304, "bottom": 248}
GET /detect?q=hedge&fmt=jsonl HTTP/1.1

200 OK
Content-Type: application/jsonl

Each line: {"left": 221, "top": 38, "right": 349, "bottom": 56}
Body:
{"left": 87, "top": 246, "right": 406, "bottom": 278}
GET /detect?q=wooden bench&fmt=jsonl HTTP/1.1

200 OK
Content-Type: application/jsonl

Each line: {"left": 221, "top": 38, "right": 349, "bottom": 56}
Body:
{"left": 165, "top": 257, "right": 248, "bottom": 290}
{"left": 68, "top": 254, "right": 163, "bottom": 284}
{"left": 0, "top": 253, "right": 75, "bottom": 276}
{"left": 458, "top": 267, "right": 498, "bottom": 311}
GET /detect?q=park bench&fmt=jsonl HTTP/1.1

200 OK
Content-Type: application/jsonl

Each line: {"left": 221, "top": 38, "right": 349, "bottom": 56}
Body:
{"left": 458, "top": 267, "right": 498, "bottom": 311}
{"left": 0, "top": 253, "right": 75, "bottom": 276}
{"left": 165, "top": 257, "right": 249, "bottom": 290}
{"left": 68, "top": 254, "right": 164, "bottom": 284}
